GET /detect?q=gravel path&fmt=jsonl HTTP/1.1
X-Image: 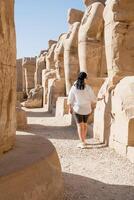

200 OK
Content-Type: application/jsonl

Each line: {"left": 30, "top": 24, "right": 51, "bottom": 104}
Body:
{"left": 20, "top": 108, "right": 134, "bottom": 200}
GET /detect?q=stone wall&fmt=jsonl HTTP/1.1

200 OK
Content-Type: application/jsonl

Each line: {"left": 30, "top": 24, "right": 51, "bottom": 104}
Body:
{"left": 0, "top": 0, "right": 16, "bottom": 153}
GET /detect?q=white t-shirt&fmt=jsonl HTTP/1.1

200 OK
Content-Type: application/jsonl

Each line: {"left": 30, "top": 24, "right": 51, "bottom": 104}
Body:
{"left": 67, "top": 84, "right": 96, "bottom": 115}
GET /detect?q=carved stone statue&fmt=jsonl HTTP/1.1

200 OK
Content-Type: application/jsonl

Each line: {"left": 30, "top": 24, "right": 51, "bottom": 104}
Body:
{"left": 44, "top": 33, "right": 67, "bottom": 113}
{"left": 46, "top": 41, "right": 57, "bottom": 70}
{"left": 64, "top": 8, "right": 84, "bottom": 95}
{"left": 42, "top": 41, "right": 57, "bottom": 105}
{"left": 35, "top": 50, "right": 47, "bottom": 87}
{"left": 78, "top": 0, "right": 106, "bottom": 77}
{"left": 94, "top": 0, "right": 134, "bottom": 162}
{"left": 103, "top": 0, "right": 134, "bottom": 77}
{"left": 54, "top": 33, "right": 67, "bottom": 79}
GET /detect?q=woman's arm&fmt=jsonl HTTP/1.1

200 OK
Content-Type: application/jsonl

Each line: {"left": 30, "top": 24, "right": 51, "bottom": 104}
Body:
{"left": 67, "top": 86, "right": 75, "bottom": 114}
{"left": 68, "top": 104, "right": 73, "bottom": 114}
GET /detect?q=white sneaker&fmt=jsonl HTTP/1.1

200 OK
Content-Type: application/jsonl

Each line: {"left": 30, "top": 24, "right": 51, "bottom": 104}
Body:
{"left": 77, "top": 142, "right": 86, "bottom": 149}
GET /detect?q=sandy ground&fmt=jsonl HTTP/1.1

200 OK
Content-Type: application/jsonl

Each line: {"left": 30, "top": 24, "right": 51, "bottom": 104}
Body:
{"left": 17, "top": 108, "right": 134, "bottom": 200}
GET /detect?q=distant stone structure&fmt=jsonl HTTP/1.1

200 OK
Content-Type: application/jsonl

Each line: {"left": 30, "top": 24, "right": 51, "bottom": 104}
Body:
{"left": 0, "top": 0, "right": 16, "bottom": 153}
{"left": 35, "top": 50, "right": 47, "bottom": 87}
{"left": 16, "top": 58, "right": 24, "bottom": 101}
{"left": 22, "top": 85, "right": 43, "bottom": 108}
{"left": 22, "top": 57, "right": 36, "bottom": 95}
{"left": 42, "top": 41, "right": 57, "bottom": 106}
{"left": 16, "top": 101, "right": 27, "bottom": 129}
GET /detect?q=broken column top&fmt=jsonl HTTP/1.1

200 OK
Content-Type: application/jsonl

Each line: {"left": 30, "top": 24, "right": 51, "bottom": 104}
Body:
{"left": 67, "top": 8, "right": 84, "bottom": 24}
{"left": 48, "top": 40, "right": 57, "bottom": 49}
{"left": 22, "top": 57, "right": 36, "bottom": 66}
{"left": 83, "top": 0, "right": 106, "bottom": 6}
{"left": 104, "top": 0, "right": 134, "bottom": 22}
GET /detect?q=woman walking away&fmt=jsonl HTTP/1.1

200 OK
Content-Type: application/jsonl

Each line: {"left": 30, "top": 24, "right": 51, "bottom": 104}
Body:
{"left": 68, "top": 72, "right": 96, "bottom": 149}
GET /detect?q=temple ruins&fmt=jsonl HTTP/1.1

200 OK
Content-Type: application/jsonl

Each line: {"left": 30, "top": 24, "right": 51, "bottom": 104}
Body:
{"left": 0, "top": 0, "right": 134, "bottom": 199}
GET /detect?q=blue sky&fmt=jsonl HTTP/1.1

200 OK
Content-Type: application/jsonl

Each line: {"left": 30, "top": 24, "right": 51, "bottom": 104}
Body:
{"left": 15, "top": 0, "right": 84, "bottom": 58}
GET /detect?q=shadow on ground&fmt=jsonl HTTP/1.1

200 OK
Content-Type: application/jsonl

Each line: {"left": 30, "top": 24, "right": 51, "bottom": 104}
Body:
{"left": 63, "top": 172, "right": 134, "bottom": 200}
{"left": 23, "top": 124, "right": 78, "bottom": 140}
{"left": 26, "top": 110, "right": 53, "bottom": 118}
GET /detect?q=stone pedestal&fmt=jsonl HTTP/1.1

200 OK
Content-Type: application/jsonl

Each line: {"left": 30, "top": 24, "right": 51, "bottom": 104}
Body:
{"left": 47, "top": 78, "right": 65, "bottom": 114}
{"left": 56, "top": 97, "right": 68, "bottom": 117}
{"left": 0, "top": 134, "right": 64, "bottom": 200}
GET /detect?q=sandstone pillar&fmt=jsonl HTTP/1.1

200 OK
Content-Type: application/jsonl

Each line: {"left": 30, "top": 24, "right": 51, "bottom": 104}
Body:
{"left": 64, "top": 9, "right": 84, "bottom": 95}
{"left": 22, "top": 57, "right": 36, "bottom": 95}
{"left": 103, "top": 0, "right": 134, "bottom": 77}
{"left": 35, "top": 50, "right": 47, "bottom": 87}
{"left": 16, "top": 59, "right": 24, "bottom": 101}
{"left": 0, "top": 0, "right": 16, "bottom": 153}
{"left": 16, "top": 59, "right": 23, "bottom": 92}
{"left": 78, "top": 0, "right": 106, "bottom": 76}
{"left": 94, "top": 0, "right": 134, "bottom": 163}
{"left": 42, "top": 41, "right": 57, "bottom": 106}
{"left": 46, "top": 41, "right": 57, "bottom": 70}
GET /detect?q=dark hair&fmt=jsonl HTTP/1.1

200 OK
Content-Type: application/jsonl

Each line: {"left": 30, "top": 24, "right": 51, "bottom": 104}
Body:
{"left": 75, "top": 72, "right": 87, "bottom": 90}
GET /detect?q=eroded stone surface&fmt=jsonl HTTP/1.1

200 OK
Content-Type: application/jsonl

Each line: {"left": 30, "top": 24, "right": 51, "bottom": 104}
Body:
{"left": 64, "top": 8, "right": 83, "bottom": 95}
{"left": 78, "top": 0, "right": 106, "bottom": 77}
{"left": 0, "top": 0, "right": 16, "bottom": 153}
{"left": 104, "top": 0, "right": 134, "bottom": 76}
{"left": 16, "top": 101, "right": 27, "bottom": 130}
{"left": 23, "top": 86, "right": 43, "bottom": 108}
{"left": 0, "top": 134, "right": 64, "bottom": 200}
{"left": 35, "top": 50, "right": 47, "bottom": 87}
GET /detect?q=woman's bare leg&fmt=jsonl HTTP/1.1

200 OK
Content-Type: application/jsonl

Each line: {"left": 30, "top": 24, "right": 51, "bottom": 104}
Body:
{"left": 83, "top": 123, "right": 88, "bottom": 143}
{"left": 77, "top": 123, "right": 85, "bottom": 143}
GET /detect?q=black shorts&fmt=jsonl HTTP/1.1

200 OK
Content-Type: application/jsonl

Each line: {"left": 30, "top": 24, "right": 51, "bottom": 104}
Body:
{"left": 74, "top": 112, "right": 89, "bottom": 124}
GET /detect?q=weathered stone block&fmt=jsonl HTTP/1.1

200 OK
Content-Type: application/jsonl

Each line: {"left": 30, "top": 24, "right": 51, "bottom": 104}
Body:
{"left": 23, "top": 86, "right": 43, "bottom": 108}
{"left": 56, "top": 97, "right": 68, "bottom": 117}
{"left": 0, "top": 134, "right": 64, "bottom": 200}
{"left": 0, "top": 0, "right": 16, "bottom": 154}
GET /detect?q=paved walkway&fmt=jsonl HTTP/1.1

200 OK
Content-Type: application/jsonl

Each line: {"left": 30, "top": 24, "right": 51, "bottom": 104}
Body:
{"left": 18, "top": 108, "right": 134, "bottom": 200}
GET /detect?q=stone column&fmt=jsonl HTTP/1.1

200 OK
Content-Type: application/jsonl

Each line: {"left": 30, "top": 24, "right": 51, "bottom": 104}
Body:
{"left": 94, "top": 0, "right": 134, "bottom": 162}
{"left": 78, "top": 0, "right": 106, "bottom": 77}
{"left": 54, "top": 33, "right": 67, "bottom": 79}
{"left": 42, "top": 41, "right": 57, "bottom": 106}
{"left": 16, "top": 59, "right": 23, "bottom": 92}
{"left": 104, "top": 0, "right": 134, "bottom": 77}
{"left": 45, "top": 34, "right": 67, "bottom": 113}
{"left": 16, "top": 59, "right": 24, "bottom": 101}
{"left": 64, "top": 8, "right": 84, "bottom": 95}
{"left": 0, "top": 0, "right": 16, "bottom": 153}
{"left": 35, "top": 50, "right": 47, "bottom": 87}
{"left": 46, "top": 40, "right": 57, "bottom": 70}
{"left": 22, "top": 57, "right": 36, "bottom": 95}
